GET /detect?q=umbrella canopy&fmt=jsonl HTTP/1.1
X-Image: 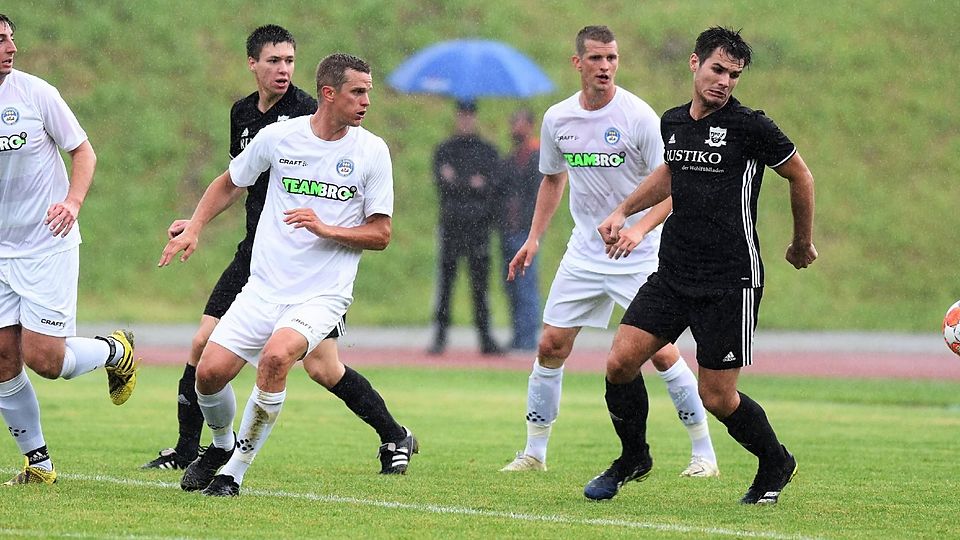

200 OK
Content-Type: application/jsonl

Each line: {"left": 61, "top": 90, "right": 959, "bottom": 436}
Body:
{"left": 387, "top": 39, "right": 554, "bottom": 100}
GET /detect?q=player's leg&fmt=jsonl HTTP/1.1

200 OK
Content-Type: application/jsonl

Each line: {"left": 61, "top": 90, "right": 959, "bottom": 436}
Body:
{"left": 608, "top": 269, "right": 718, "bottom": 477}
{"left": 694, "top": 286, "right": 796, "bottom": 504}
{"left": 0, "top": 324, "right": 56, "bottom": 485}
{"left": 501, "top": 261, "right": 608, "bottom": 472}
{"left": 303, "top": 336, "right": 414, "bottom": 473}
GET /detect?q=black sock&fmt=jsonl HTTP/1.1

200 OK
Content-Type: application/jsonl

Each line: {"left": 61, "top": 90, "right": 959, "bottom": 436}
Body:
{"left": 329, "top": 366, "right": 405, "bottom": 444}
{"left": 604, "top": 375, "right": 650, "bottom": 461}
{"left": 174, "top": 364, "right": 203, "bottom": 459}
{"left": 718, "top": 391, "right": 785, "bottom": 463}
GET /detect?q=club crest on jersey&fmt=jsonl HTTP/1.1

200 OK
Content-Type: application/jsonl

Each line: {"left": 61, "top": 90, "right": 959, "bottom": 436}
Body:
{"left": 1, "top": 107, "right": 19, "bottom": 125}
{"left": 604, "top": 127, "right": 621, "bottom": 145}
{"left": 336, "top": 158, "right": 355, "bottom": 177}
{"left": 705, "top": 126, "right": 727, "bottom": 147}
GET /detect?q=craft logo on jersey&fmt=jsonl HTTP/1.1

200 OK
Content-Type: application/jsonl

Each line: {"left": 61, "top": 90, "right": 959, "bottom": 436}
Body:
{"left": 668, "top": 133, "right": 676, "bottom": 144}
{"left": 563, "top": 152, "right": 625, "bottom": 168}
{"left": 556, "top": 134, "right": 578, "bottom": 142}
{"left": 604, "top": 127, "right": 621, "bottom": 145}
{"left": 282, "top": 176, "right": 357, "bottom": 201}
{"left": 1, "top": 107, "right": 19, "bottom": 125}
{"left": 705, "top": 126, "right": 727, "bottom": 147}
{"left": 336, "top": 158, "right": 355, "bottom": 177}
{"left": 277, "top": 115, "right": 290, "bottom": 122}
{"left": 0, "top": 131, "right": 27, "bottom": 152}
{"left": 240, "top": 128, "right": 251, "bottom": 150}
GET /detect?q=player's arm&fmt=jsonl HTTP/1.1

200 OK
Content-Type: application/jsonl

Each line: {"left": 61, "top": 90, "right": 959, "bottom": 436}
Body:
{"left": 45, "top": 140, "right": 96, "bottom": 238}
{"left": 167, "top": 187, "right": 246, "bottom": 239}
{"left": 283, "top": 211, "right": 391, "bottom": 251}
{"left": 158, "top": 170, "right": 243, "bottom": 266}
{"left": 605, "top": 196, "right": 673, "bottom": 260}
{"left": 598, "top": 163, "right": 672, "bottom": 246}
{"left": 774, "top": 151, "right": 817, "bottom": 269}
{"left": 507, "top": 171, "right": 567, "bottom": 280}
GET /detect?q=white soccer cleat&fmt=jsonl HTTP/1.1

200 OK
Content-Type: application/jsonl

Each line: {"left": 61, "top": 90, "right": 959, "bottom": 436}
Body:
{"left": 680, "top": 455, "right": 720, "bottom": 478}
{"left": 500, "top": 452, "right": 546, "bottom": 472}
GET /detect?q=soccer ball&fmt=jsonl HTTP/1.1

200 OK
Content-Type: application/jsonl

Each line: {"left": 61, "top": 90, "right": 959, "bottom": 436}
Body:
{"left": 943, "top": 301, "right": 960, "bottom": 356}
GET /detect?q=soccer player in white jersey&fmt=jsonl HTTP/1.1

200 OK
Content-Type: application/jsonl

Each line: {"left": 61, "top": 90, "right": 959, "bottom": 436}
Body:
{"left": 159, "top": 53, "right": 416, "bottom": 497}
{"left": 501, "top": 25, "right": 718, "bottom": 478}
{"left": 0, "top": 13, "right": 140, "bottom": 485}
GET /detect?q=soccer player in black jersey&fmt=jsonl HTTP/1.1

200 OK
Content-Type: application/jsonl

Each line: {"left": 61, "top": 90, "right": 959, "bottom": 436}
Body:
{"left": 586, "top": 27, "right": 816, "bottom": 504}
{"left": 145, "top": 26, "right": 413, "bottom": 477}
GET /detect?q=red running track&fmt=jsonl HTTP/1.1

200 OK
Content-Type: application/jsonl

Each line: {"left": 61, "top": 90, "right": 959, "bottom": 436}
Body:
{"left": 137, "top": 345, "right": 960, "bottom": 381}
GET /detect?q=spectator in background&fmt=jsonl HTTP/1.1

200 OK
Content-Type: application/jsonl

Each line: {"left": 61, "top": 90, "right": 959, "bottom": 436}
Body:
{"left": 429, "top": 100, "right": 503, "bottom": 356}
{"left": 496, "top": 109, "right": 541, "bottom": 352}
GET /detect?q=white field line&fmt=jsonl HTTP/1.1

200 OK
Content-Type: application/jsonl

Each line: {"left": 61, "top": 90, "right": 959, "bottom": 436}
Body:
{"left": 1, "top": 471, "right": 825, "bottom": 540}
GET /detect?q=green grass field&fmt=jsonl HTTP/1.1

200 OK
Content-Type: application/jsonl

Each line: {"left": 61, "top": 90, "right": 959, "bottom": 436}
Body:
{"left": 1, "top": 365, "right": 958, "bottom": 539}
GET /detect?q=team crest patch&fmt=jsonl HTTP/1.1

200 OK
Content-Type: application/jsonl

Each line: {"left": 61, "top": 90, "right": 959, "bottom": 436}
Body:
{"left": 604, "top": 127, "right": 621, "bottom": 145}
{"left": 336, "top": 158, "right": 355, "bottom": 177}
{"left": 705, "top": 126, "right": 727, "bottom": 147}
{"left": 1, "top": 107, "right": 19, "bottom": 125}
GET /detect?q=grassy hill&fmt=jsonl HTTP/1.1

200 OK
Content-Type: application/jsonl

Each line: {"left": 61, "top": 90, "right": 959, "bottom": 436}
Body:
{"left": 9, "top": 0, "right": 959, "bottom": 331}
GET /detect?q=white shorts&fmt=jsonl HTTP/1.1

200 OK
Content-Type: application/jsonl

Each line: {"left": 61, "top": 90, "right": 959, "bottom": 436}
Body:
{"left": 542, "top": 257, "right": 657, "bottom": 329}
{"left": 209, "top": 287, "right": 350, "bottom": 366}
{"left": 0, "top": 248, "right": 78, "bottom": 337}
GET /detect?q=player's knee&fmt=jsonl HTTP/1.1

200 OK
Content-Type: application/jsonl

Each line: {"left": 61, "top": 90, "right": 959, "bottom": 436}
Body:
{"left": 538, "top": 335, "right": 572, "bottom": 361}
{"left": 258, "top": 348, "right": 295, "bottom": 384}
{"left": 22, "top": 349, "right": 61, "bottom": 379}
{"left": 699, "top": 389, "right": 737, "bottom": 418}
{"left": 195, "top": 361, "right": 229, "bottom": 394}
{"left": 605, "top": 355, "right": 639, "bottom": 384}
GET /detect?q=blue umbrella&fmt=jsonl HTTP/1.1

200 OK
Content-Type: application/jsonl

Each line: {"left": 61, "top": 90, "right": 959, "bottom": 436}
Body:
{"left": 387, "top": 39, "right": 554, "bottom": 100}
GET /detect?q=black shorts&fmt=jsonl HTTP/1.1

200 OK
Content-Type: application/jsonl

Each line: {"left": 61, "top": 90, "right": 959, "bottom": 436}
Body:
{"left": 203, "top": 250, "right": 344, "bottom": 340}
{"left": 620, "top": 272, "right": 762, "bottom": 370}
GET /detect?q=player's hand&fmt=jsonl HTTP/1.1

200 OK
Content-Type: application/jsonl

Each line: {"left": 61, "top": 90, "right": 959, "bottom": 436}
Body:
{"left": 44, "top": 199, "right": 80, "bottom": 238}
{"left": 283, "top": 208, "right": 329, "bottom": 237}
{"left": 607, "top": 225, "right": 645, "bottom": 260}
{"left": 167, "top": 219, "right": 190, "bottom": 239}
{"left": 598, "top": 210, "right": 626, "bottom": 252}
{"left": 507, "top": 239, "right": 539, "bottom": 281}
{"left": 158, "top": 229, "right": 199, "bottom": 267}
{"left": 785, "top": 242, "right": 818, "bottom": 269}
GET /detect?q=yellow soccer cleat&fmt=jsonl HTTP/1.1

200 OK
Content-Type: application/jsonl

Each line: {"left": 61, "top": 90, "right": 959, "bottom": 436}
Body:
{"left": 103, "top": 329, "right": 140, "bottom": 405}
{"left": 4, "top": 457, "right": 57, "bottom": 485}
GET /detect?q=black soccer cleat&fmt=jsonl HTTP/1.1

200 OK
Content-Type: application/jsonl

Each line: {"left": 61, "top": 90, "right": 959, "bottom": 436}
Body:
{"left": 378, "top": 427, "right": 419, "bottom": 474}
{"left": 201, "top": 474, "right": 240, "bottom": 497}
{"left": 583, "top": 453, "right": 654, "bottom": 501}
{"left": 740, "top": 445, "right": 798, "bottom": 505}
{"left": 141, "top": 448, "right": 195, "bottom": 470}
{"left": 180, "top": 442, "right": 234, "bottom": 492}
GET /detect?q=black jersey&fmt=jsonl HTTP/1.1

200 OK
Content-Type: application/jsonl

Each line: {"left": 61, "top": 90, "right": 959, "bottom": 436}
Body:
{"left": 658, "top": 97, "right": 795, "bottom": 289}
{"left": 229, "top": 85, "right": 317, "bottom": 251}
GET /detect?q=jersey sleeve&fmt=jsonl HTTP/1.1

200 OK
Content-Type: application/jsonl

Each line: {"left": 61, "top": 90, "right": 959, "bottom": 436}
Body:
{"left": 228, "top": 127, "right": 274, "bottom": 188}
{"left": 34, "top": 80, "right": 87, "bottom": 152}
{"left": 633, "top": 105, "right": 664, "bottom": 171}
{"left": 229, "top": 101, "right": 242, "bottom": 159}
{"left": 753, "top": 112, "right": 796, "bottom": 169}
{"left": 362, "top": 137, "right": 394, "bottom": 217}
{"left": 538, "top": 112, "right": 566, "bottom": 175}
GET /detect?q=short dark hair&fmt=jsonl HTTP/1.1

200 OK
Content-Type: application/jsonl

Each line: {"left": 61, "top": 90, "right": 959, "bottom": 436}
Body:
{"left": 0, "top": 13, "right": 15, "bottom": 34}
{"left": 694, "top": 26, "right": 752, "bottom": 69}
{"left": 575, "top": 25, "right": 615, "bottom": 57}
{"left": 315, "top": 53, "right": 370, "bottom": 95}
{"left": 246, "top": 24, "right": 296, "bottom": 60}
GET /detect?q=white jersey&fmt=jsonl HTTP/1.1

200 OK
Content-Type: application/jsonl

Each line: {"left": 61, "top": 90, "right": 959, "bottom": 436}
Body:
{"left": 0, "top": 70, "right": 87, "bottom": 258}
{"left": 539, "top": 87, "right": 664, "bottom": 274}
{"left": 229, "top": 116, "right": 393, "bottom": 304}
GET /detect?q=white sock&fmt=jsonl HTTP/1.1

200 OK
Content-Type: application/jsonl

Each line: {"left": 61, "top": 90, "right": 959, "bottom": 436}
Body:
{"left": 523, "top": 359, "right": 563, "bottom": 463}
{"left": 0, "top": 369, "right": 48, "bottom": 466}
{"left": 657, "top": 358, "right": 717, "bottom": 463}
{"left": 219, "top": 385, "right": 286, "bottom": 485}
{"left": 60, "top": 337, "right": 110, "bottom": 379}
{"left": 196, "top": 383, "right": 236, "bottom": 450}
